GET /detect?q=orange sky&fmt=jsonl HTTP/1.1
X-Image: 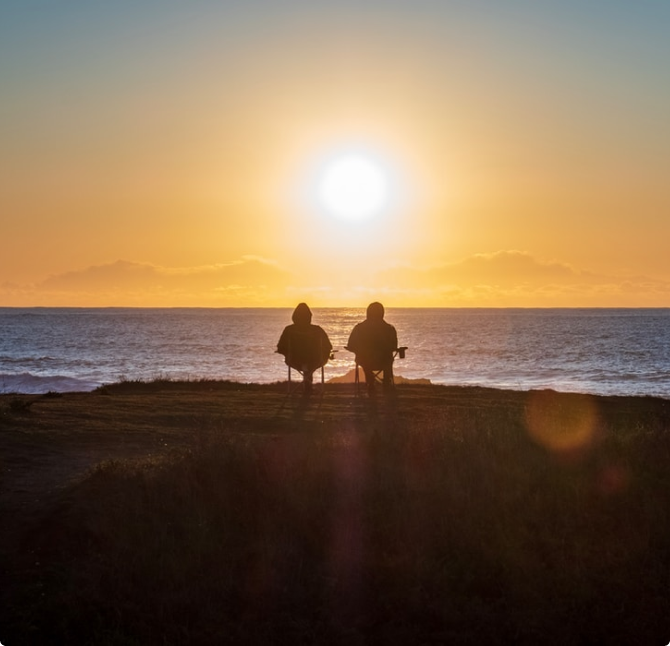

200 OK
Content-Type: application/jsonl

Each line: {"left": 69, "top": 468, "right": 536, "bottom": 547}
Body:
{"left": 1, "top": 2, "right": 669, "bottom": 307}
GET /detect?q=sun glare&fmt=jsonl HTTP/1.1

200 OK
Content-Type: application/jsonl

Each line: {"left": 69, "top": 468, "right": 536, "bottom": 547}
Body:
{"left": 316, "top": 153, "right": 389, "bottom": 221}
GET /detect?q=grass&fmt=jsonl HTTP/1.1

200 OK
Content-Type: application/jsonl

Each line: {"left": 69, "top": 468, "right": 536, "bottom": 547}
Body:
{"left": 1, "top": 381, "right": 670, "bottom": 644}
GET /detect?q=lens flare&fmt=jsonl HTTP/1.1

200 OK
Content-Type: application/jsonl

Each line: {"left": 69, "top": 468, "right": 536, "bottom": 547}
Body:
{"left": 525, "top": 390, "right": 600, "bottom": 455}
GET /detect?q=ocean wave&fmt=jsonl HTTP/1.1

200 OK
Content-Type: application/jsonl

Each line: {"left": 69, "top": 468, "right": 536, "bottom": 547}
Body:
{"left": 0, "top": 372, "right": 100, "bottom": 394}
{"left": 0, "top": 355, "right": 57, "bottom": 364}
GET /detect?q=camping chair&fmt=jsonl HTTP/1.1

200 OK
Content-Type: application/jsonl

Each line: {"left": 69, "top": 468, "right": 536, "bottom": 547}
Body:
{"left": 277, "top": 334, "right": 334, "bottom": 396}
{"left": 346, "top": 346, "right": 408, "bottom": 395}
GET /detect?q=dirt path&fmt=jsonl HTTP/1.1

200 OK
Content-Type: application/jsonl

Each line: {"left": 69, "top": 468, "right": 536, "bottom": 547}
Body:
{"left": 0, "top": 433, "right": 163, "bottom": 518}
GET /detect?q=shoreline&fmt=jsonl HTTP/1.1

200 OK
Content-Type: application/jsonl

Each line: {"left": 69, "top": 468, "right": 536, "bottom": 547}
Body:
{"left": 3, "top": 372, "right": 670, "bottom": 401}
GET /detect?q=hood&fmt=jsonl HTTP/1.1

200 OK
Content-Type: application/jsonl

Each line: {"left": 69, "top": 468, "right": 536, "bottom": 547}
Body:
{"left": 292, "top": 302, "right": 313, "bottom": 325}
{"left": 366, "top": 301, "right": 385, "bottom": 321}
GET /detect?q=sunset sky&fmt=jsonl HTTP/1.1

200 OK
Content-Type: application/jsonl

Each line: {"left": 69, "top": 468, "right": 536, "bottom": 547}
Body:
{"left": 2, "top": 1, "right": 669, "bottom": 307}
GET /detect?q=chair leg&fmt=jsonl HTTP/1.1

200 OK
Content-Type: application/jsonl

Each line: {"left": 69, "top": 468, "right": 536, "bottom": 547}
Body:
{"left": 382, "top": 365, "right": 394, "bottom": 391}
{"left": 287, "top": 365, "right": 319, "bottom": 397}
{"left": 362, "top": 366, "right": 394, "bottom": 396}
{"left": 287, "top": 365, "right": 303, "bottom": 395}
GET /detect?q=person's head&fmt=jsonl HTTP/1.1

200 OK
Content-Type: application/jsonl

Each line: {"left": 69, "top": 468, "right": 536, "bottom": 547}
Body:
{"left": 292, "top": 302, "right": 313, "bottom": 325}
{"left": 366, "top": 302, "right": 385, "bottom": 321}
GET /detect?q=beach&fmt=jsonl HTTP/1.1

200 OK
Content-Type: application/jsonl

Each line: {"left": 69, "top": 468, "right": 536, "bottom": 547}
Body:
{"left": 1, "top": 380, "right": 669, "bottom": 644}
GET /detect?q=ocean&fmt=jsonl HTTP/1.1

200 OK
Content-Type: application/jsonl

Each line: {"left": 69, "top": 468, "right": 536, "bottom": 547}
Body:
{"left": 1, "top": 307, "right": 669, "bottom": 398}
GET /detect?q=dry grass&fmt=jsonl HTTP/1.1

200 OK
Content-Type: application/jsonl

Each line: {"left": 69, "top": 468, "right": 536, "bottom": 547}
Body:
{"left": 1, "top": 381, "right": 670, "bottom": 644}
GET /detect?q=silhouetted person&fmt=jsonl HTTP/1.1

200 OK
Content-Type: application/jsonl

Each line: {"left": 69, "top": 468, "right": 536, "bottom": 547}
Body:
{"left": 277, "top": 303, "right": 332, "bottom": 394}
{"left": 347, "top": 302, "right": 398, "bottom": 394}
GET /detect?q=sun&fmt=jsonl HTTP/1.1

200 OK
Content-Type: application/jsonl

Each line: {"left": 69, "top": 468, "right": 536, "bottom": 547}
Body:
{"left": 316, "top": 153, "right": 389, "bottom": 221}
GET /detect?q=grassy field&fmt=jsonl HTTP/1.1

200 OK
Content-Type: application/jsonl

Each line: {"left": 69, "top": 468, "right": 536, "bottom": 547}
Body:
{"left": 1, "top": 380, "right": 669, "bottom": 645}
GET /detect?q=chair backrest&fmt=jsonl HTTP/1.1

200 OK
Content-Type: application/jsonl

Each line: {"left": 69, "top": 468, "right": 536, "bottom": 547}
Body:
{"left": 347, "top": 320, "right": 398, "bottom": 369}
{"left": 284, "top": 327, "right": 329, "bottom": 370}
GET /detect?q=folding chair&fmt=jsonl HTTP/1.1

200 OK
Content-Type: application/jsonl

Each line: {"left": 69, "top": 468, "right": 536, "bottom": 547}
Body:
{"left": 277, "top": 335, "right": 334, "bottom": 397}
{"left": 347, "top": 346, "right": 408, "bottom": 395}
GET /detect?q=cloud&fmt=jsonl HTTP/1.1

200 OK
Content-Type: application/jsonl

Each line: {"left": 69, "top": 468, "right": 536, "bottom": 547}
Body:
{"left": 375, "top": 250, "right": 670, "bottom": 306}
{"left": 4, "top": 257, "right": 295, "bottom": 306}
{"left": 379, "top": 251, "right": 581, "bottom": 287}
{"left": 41, "top": 257, "right": 289, "bottom": 290}
{"left": 2, "top": 251, "right": 670, "bottom": 306}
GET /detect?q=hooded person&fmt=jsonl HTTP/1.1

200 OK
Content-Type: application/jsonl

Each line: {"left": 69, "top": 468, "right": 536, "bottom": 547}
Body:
{"left": 277, "top": 303, "right": 332, "bottom": 392}
{"left": 346, "top": 302, "right": 398, "bottom": 393}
